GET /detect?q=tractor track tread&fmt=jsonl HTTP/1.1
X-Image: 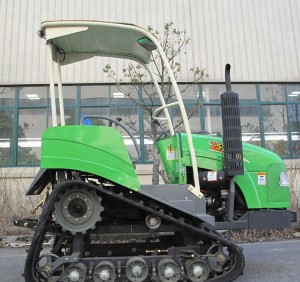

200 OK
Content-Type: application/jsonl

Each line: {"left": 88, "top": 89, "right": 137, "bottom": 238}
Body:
{"left": 23, "top": 180, "right": 245, "bottom": 282}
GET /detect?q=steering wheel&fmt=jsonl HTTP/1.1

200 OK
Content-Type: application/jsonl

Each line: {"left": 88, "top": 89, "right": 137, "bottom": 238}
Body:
{"left": 80, "top": 115, "right": 141, "bottom": 163}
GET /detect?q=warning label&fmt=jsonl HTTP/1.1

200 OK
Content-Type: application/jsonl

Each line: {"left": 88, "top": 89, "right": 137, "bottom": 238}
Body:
{"left": 166, "top": 145, "right": 177, "bottom": 160}
{"left": 257, "top": 173, "right": 267, "bottom": 185}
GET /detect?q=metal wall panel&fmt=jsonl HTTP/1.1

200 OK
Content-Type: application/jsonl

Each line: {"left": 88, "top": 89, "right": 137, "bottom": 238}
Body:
{"left": 0, "top": 0, "right": 299, "bottom": 84}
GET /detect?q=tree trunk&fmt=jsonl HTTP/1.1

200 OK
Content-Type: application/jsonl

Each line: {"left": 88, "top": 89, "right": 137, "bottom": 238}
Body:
{"left": 151, "top": 122, "right": 160, "bottom": 185}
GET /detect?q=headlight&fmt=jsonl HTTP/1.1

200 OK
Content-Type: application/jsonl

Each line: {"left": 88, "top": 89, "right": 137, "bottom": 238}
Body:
{"left": 279, "top": 172, "right": 289, "bottom": 187}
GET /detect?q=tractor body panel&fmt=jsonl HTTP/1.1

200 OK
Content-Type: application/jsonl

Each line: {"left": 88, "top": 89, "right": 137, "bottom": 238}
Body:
{"left": 156, "top": 133, "right": 290, "bottom": 209}
{"left": 41, "top": 125, "right": 140, "bottom": 191}
{"left": 140, "top": 184, "right": 215, "bottom": 225}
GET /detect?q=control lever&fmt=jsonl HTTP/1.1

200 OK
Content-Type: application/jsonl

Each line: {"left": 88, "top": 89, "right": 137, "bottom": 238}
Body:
{"left": 153, "top": 119, "right": 169, "bottom": 139}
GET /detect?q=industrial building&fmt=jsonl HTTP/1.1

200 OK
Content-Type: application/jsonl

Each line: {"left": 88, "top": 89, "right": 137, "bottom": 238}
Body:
{"left": 0, "top": 0, "right": 299, "bottom": 182}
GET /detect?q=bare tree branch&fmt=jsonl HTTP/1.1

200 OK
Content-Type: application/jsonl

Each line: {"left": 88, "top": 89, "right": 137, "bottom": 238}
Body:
{"left": 103, "top": 22, "right": 208, "bottom": 184}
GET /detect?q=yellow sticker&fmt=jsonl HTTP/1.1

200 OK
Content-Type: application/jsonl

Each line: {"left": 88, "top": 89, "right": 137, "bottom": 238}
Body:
{"left": 166, "top": 145, "right": 177, "bottom": 160}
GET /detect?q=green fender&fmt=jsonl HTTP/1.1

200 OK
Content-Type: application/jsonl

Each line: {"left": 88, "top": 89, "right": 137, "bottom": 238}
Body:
{"left": 41, "top": 125, "right": 140, "bottom": 191}
{"left": 235, "top": 172, "right": 262, "bottom": 208}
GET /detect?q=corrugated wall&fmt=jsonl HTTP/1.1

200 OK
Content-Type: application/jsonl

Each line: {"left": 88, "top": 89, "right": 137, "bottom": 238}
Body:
{"left": 0, "top": 0, "right": 299, "bottom": 84}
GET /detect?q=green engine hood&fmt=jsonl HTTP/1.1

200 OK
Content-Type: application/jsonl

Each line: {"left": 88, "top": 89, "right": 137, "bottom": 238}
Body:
{"left": 179, "top": 134, "right": 284, "bottom": 172}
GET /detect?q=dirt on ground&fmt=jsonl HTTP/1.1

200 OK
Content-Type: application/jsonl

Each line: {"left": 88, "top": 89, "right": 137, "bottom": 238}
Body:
{"left": 1, "top": 227, "right": 300, "bottom": 249}
{"left": 225, "top": 227, "right": 300, "bottom": 243}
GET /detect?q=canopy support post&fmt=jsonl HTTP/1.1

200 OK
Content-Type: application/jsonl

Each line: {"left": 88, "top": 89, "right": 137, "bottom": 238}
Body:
{"left": 47, "top": 44, "right": 57, "bottom": 127}
{"left": 56, "top": 61, "right": 65, "bottom": 126}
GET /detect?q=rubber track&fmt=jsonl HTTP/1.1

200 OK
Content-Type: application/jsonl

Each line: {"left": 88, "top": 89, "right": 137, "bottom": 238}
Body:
{"left": 24, "top": 180, "right": 245, "bottom": 282}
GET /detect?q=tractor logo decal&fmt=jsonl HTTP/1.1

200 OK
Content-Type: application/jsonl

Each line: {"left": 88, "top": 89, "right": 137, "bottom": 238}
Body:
{"left": 209, "top": 141, "right": 224, "bottom": 153}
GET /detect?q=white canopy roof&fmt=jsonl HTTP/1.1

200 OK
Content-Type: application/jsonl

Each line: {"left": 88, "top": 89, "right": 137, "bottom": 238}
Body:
{"left": 41, "top": 20, "right": 155, "bottom": 65}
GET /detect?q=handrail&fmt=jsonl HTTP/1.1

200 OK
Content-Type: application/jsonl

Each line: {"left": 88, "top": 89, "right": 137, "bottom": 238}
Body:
{"left": 152, "top": 102, "right": 179, "bottom": 121}
{"left": 142, "top": 63, "right": 174, "bottom": 136}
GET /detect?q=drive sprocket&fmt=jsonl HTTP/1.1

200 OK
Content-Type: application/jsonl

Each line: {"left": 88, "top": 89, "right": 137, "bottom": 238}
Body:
{"left": 53, "top": 184, "right": 103, "bottom": 234}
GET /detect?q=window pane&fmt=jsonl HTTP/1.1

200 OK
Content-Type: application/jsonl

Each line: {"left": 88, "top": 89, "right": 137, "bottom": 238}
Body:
{"left": 204, "top": 105, "right": 222, "bottom": 135}
{"left": 65, "top": 108, "right": 77, "bottom": 125}
{"left": 286, "top": 84, "right": 300, "bottom": 102}
{"left": 17, "top": 108, "right": 47, "bottom": 165}
{"left": 178, "top": 84, "right": 199, "bottom": 100}
{"left": 286, "top": 85, "right": 300, "bottom": 157}
{"left": 142, "top": 84, "right": 165, "bottom": 104}
{"left": 48, "top": 108, "right": 77, "bottom": 126}
{"left": 0, "top": 87, "right": 15, "bottom": 106}
{"left": 240, "top": 105, "right": 261, "bottom": 146}
{"left": 177, "top": 84, "right": 201, "bottom": 133}
{"left": 52, "top": 85, "right": 77, "bottom": 105}
{"left": 186, "top": 110, "right": 201, "bottom": 133}
{"left": 202, "top": 84, "right": 257, "bottom": 102}
{"left": 111, "top": 85, "right": 138, "bottom": 105}
{"left": 81, "top": 85, "right": 109, "bottom": 105}
{"left": 202, "top": 85, "right": 225, "bottom": 102}
{"left": 172, "top": 104, "right": 200, "bottom": 133}
{"left": 260, "top": 84, "right": 285, "bottom": 102}
{"left": 80, "top": 107, "right": 109, "bottom": 125}
{"left": 233, "top": 84, "right": 257, "bottom": 101}
{"left": 262, "top": 105, "right": 289, "bottom": 156}
{"left": 19, "top": 86, "right": 47, "bottom": 106}
{"left": 0, "top": 109, "right": 14, "bottom": 166}
{"left": 288, "top": 104, "right": 300, "bottom": 157}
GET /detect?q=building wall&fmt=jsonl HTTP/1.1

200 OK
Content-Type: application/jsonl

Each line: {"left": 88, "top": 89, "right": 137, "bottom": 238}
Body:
{"left": 1, "top": 160, "right": 299, "bottom": 191}
{"left": 0, "top": 1, "right": 299, "bottom": 170}
{"left": 0, "top": 0, "right": 300, "bottom": 85}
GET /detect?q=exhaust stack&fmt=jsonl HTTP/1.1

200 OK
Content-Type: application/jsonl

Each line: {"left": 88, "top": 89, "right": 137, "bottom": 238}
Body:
{"left": 221, "top": 64, "right": 244, "bottom": 176}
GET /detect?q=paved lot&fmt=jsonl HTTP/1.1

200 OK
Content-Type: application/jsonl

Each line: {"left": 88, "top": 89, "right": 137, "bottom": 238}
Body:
{"left": 236, "top": 239, "right": 300, "bottom": 281}
{"left": 0, "top": 239, "right": 299, "bottom": 281}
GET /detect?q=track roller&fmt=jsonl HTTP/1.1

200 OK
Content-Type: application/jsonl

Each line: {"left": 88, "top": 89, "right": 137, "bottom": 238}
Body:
{"left": 62, "top": 263, "right": 87, "bottom": 281}
{"left": 157, "top": 259, "right": 180, "bottom": 282}
{"left": 185, "top": 259, "right": 209, "bottom": 282}
{"left": 145, "top": 214, "right": 161, "bottom": 229}
{"left": 93, "top": 261, "right": 116, "bottom": 282}
{"left": 126, "top": 257, "right": 148, "bottom": 282}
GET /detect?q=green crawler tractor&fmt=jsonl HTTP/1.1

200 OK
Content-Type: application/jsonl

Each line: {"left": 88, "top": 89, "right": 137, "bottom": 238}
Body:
{"left": 15, "top": 20, "right": 296, "bottom": 282}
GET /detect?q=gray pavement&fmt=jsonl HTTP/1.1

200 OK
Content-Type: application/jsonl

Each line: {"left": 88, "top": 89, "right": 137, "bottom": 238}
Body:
{"left": 0, "top": 239, "right": 299, "bottom": 281}
{"left": 236, "top": 239, "right": 300, "bottom": 281}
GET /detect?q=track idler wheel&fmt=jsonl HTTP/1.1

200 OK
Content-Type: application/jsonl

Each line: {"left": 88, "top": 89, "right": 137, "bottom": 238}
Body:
{"left": 157, "top": 259, "right": 180, "bottom": 282}
{"left": 93, "top": 261, "right": 116, "bottom": 282}
{"left": 36, "top": 253, "right": 64, "bottom": 282}
{"left": 185, "top": 259, "right": 209, "bottom": 282}
{"left": 206, "top": 243, "right": 232, "bottom": 273}
{"left": 126, "top": 257, "right": 148, "bottom": 282}
{"left": 62, "top": 263, "right": 87, "bottom": 281}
